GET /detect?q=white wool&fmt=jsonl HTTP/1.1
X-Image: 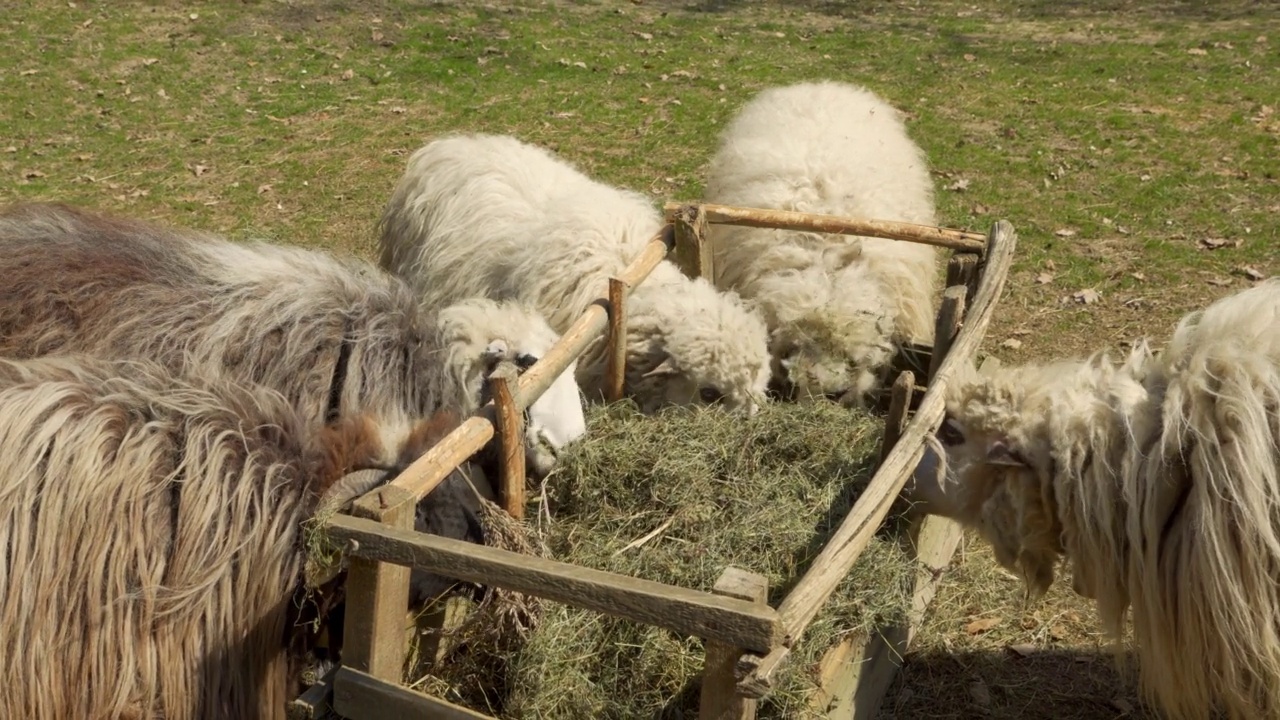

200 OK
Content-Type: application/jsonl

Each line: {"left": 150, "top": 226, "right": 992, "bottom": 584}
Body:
{"left": 703, "top": 81, "right": 940, "bottom": 404}
{"left": 916, "top": 279, "right": 1280, "bottom": 719}
{"left": 378, "top": 133, "right": 773, "bottom": 414}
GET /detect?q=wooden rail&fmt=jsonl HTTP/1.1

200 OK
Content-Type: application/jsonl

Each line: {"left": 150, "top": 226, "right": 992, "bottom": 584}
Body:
{"left": 736, "top": 220, "right": 1017, "bottom": 696}
{"left": 662, "top": 202, "right": 988, "bottom": 252}
{"left": 315, "top": 207, "right": 1017, "bottom": 720}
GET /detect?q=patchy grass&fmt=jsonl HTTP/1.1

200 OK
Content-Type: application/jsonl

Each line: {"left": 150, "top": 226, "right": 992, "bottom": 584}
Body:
{"left": 3, "top": 0, "right": 1279, "bottom": 717}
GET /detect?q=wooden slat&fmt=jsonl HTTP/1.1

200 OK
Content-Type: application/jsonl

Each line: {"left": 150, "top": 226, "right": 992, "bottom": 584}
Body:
{"left": 673, "top": 203, "right": 714, "bottom": 280}
{"left": 488, "top": 366, "right": 526, "bottom": 520}
{"left": 325, "top": 513, "right": 782, "bottom": 652}
{"left": 927, "top": 286, "right": 967, "bottom": 384}
{"left": 366, "top": 226, "right": 675, "bottom": 514}
{"left": 663, "top": 202, "right": 987, "bottom": 253}
{"left": 332, "top": 666, "right": 495, "bottom": 720}
{"left": 288, "top": 663, "right": 338, "bottom": 720}
{"left": 738, "top": 220, "right": 1017, "bottom": 695}
{"left": 945, "top": 252, "right": 980, "bottom": 289}
{"left": 605, "top": 277, "right": 629, "bottom": 403}
{"left": 700, "top": 568, "right": 769, "bottom": 720}
{"left": 341, "top": 485, "right": 416, "bottom": 680}
{"left": 878, "top": 371, "right": 915, "bottom": 465}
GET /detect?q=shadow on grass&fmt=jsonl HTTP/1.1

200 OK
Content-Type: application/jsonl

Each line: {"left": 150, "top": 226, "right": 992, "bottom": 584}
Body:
{"left": 645, "top": 0, "right": 1277, "bottom": 22}
{"left": 876, "top": 646, "right": 1160, "bottom": 720}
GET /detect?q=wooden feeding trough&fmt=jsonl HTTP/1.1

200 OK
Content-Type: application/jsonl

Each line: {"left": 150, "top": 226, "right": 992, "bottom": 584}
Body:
{"left": 295, "top": 203, "right": 1017, "bottom": 720}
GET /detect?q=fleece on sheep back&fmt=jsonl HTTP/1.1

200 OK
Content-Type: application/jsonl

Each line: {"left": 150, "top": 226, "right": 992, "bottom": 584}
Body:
{"left": 0, "top": 357, "right": 349, "bottom": 720}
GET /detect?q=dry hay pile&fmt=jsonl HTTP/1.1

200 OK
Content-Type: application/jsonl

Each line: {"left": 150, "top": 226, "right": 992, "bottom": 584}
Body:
{"left": 416, "top": 400, "right": 917, "bottom": 718}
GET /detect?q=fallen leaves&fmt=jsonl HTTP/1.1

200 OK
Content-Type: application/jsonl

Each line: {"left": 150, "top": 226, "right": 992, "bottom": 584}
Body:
{"left": 945, "top": 178, "right": 970, "bottom": 192}
{"left": 190, "top": 164, "right": 210, "bottom": 177}
{"left": 1198, "top": 237, "right": 1242, "bottom": 250}
{"left": 1053, "top": 228, "right": 1077, "bottom": 238}
{"left": 964, "top": 617, "right": 1002, "bottom": 635}
{"left": 1006, "top": 643, "right": 1037, "bottom": 658}
{"left": 1034, "top": 272, "right": 1055, "bottom": 285}
{"left": 1236, "top": 266, "right": 1267, "bottom": 281}
{"left": 1071, "top": 288, "right": 1102, "bottom": 305}
{"left": 1000, "top": 338, "right": 1023, "bottom": 350}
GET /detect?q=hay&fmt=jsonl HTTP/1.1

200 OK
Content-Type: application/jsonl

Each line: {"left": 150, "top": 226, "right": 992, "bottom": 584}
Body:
{"left": 422, "top": 399, "right": 918, "bottom": 718}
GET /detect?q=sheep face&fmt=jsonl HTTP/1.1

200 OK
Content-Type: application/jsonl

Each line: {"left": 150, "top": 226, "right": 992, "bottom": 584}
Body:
{"left": 626, "top": 280, "right": 772, "bottom": 415}
{"left": 436, "top": 300, "right": 587, "bottom": 478}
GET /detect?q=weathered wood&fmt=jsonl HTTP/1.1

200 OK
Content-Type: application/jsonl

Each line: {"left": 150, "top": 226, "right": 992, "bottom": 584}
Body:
{"left": 805, "top": 513, "right": 965, "bottom": 718}
{"left": 879, "top": 371, "right": 916, "bottom": 465}
{"left": 369, "top": 226, "right": 675, "bottom": 515}
{"left": 663, "top": 202, "right": 987, "bottom": 253}
{"left": 945, "top": 252, "right": 980, "bottom": 289}
{"left": 738, "top": 220, "right": 1017, "bottom": 695}
{"left": 488, "top": 365, "right": 526, "bottom": 520}
{"left": 341, "top": 485, "right": 416, "bottom": 681}
{"left": 332, "top": 666, "right": 495, "bottom": 720}
{"left": 927, "top": 286, "right": 967, "bottom": 384}
{"left": 700, "top": 568, "right": 769, "bottom": 720}
{"left": 288, "top": 663, "right": 339, "bottom": 720}
{"left": 413, "top": 594, "right": 476, "bottom": 667}
{"left": 673, "top": 204, "right": 714, "bottom": 280}
{"left": 605, "top": 277, "right": 629, "bottom": 403}
{"left": 325, "top": 513, "right": 782, "bottom": 652}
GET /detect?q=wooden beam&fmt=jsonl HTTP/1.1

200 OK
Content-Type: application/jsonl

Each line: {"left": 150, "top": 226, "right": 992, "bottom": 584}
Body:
{"left": 737, "top": 220, "right": 1017, "bottom": 696}
{"left": 699, "top": 568, "right": 769, "bottom": 720}
{"left": 604, "top": 277, "right": 629, "bottom": 403}
{"left": 927, "top": 286, "right": 967, "bottom": 384}
{"left": 341, "top": 485, "right": 416, "bottom": 681}
{"left": 288, "top": 663, "right": 338, "bottom": 720}
{"left": 673, "top": 203, "right": 714, "bottom": 280}
{"left": 663, "top": 202, "right": 987, "bottom": 253}
{"left": 365, "top": 226, "right": 676, "bottom": 515}
{"left": 945, "top": 252, "right": 980, "bottom": 290}
{"left": 878, "top": 371, "right": 915, "bottom": 465}
{"left": 488, "top": 365, "right": 526, "bottom": 520}
{"left": 332, "top": 666, "right": 495, "bottom": 720}
{"left": 325, "top": 513, "right": 782, "bottom": 652}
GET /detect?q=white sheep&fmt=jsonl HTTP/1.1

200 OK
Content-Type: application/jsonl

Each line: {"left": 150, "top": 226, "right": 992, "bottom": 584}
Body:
{"left": 703, "top": 81, "right": 941, "bottom": 405}
{"left": 908, "top": 279, "right": 1280, "bottom": 720}
{"left": 378, "top": 133, "right": 773, "bottom": 414}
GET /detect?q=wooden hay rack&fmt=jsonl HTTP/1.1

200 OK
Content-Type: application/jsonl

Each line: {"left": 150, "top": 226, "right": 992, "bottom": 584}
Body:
{"left": 295, "top": 203, "right": 1017, "bottom": 720}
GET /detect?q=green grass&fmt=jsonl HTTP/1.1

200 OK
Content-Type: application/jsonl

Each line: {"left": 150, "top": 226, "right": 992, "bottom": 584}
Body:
{"left": 3, "top": 1, "right": 1279, "bottom": 717}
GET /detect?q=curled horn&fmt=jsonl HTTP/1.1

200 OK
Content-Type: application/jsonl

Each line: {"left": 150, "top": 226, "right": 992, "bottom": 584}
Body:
{"left": 314, "top": 468, "right": 392, "bottom": 518}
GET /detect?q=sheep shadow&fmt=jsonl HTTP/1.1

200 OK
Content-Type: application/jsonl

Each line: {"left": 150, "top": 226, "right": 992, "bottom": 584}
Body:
{"left": 877, "top": 647, "right": 1160, "bottom": 720}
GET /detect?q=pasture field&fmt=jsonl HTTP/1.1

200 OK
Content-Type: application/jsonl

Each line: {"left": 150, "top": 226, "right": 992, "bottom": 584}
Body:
{"left": 3, "top": 1, "right": 1278, "bottom": 717}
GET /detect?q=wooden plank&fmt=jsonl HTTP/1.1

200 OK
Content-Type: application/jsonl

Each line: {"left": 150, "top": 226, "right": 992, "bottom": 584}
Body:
{"left": 662, "top": 202, "right": 987, "bottom": 253}
{"left": 738, "top": 220, "right": 1017, "bottom": 696}
{"left": 878, "top": 371, "right": 915, "bottom": 465}
{"left": 673, "top": 203, "right": 714, "bottom": 280}
{"left": 414, "top": 594, "right": 476, "bottom": 666}
{"left": 288, "top": 663, "right": 339, "bottom": 720}
{"left": 332, "top": 666, "right": 495, "bottom": 720}
{"left": 807, "top": 513, "right": 965, "bottom": 719}
{"left": 326, "top": 513, "right": 782, "bottom": 652}
{"left": 700, "top": 568, "right": 769, "bottom": 720}
{"left": 926, "top": 286, "right": 967, "bottom": 384}
{"left": 945, "top": 252, "right": 980, "bottom": 289}
{"left": 341, "top": 485, "right": 416, "bottom": 681}
{"left": 604, "top": 277, "right": 629, "bottom": 403}
{"left": 488, "top": 366, "right": 526, "bottom": 520}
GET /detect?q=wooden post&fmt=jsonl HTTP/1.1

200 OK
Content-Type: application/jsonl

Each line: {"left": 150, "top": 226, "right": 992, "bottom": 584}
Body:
{"left": 674, "top": 204, "right": 714, "bottom": 280}
{"left": 604, "top": 277, "right": 629, "bottom": 403}
{"left": 700, "top": 567, "right": 769, "bottom": 720}
{"left": 926, "top": 285, "right": 967, "bottom": 384}
{"left": 340, "top": 485, "right": 417, "bottom": 681}
{"left": 488, "top": 363, "right": 526, "bottom": 521}
{"left": 947, "top": 251, "right": 983, "bottom": 308}
{"left": 879, "top": 371, "right": 915, "bottom": 464}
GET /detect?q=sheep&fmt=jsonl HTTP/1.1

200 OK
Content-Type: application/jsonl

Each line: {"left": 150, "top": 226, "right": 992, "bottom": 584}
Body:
{"left": 0, "top": 354, "right": 438, "bottom": 720}
{"left": 378, "top": 132, "right": 773, "bottom": 414}
{"left": 907, "top": 279, "right": 1280, "bottom": 720}
{"left": 0, "top": 201, "right": 587, "bottom": 480}
{"left": 702, "top": 81, "right": 941, "bottom": 406}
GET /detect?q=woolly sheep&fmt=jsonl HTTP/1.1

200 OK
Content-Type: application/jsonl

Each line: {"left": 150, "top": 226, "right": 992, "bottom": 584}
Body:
{"left": 703, "top": 81, "right": 940, "bottom": 406}
{"left": 908, "top": 279, "right": 1280, "bottom": 720}
{"left": 0, "top": 202, "right": 587, "bottom": 480}
{"left": 0, "top": 354, "right": 426, "bottom": 719}
{"left": 378, "top": 132, "right": 773, "bottom": 414}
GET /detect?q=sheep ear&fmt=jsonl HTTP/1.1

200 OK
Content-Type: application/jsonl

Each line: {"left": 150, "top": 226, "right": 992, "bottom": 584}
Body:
{"left": 986, "top": 438, "right": 1027, "bottom": 467}
{"left": 641, "top": 356, "right": 679, "bottom": 378}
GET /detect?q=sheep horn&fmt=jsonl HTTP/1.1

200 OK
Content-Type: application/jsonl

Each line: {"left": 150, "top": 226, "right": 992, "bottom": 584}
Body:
{"left": 314, "top": 468, "right": 393, "bottom": 518}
